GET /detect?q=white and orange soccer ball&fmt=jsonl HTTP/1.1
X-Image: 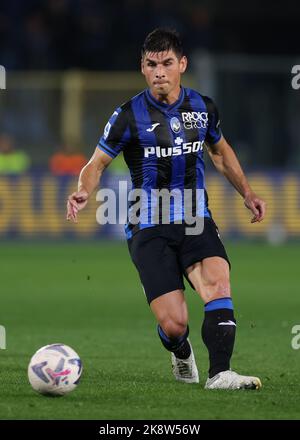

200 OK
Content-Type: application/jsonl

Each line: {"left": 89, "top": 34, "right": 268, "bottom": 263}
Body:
{"left": 28, "top": 343, "right": 83, "bottom": 396}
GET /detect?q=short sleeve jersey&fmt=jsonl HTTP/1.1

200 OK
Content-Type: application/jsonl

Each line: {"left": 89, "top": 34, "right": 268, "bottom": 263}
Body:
{"left": 97, "top": 87, "right": 222, "bottom": 238}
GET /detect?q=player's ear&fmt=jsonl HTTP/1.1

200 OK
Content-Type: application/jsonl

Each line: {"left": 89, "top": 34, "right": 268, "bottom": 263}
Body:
{"left": 141, "top": 58, "right": 145, "bottom": 76}
{"left": 179, "top": 56, "right": 187, "bottom": 74}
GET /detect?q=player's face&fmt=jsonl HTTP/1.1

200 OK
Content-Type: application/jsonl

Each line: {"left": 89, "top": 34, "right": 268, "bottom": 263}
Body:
{"left": 141, "top": 50, "right": 187, "bottom": 98}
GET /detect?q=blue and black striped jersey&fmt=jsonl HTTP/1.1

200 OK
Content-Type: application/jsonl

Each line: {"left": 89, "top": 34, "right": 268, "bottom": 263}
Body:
{"left": 97, "top": 86, "right": 222, "bottom": 239}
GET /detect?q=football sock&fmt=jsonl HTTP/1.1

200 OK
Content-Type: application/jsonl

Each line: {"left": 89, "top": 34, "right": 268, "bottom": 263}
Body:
{"left": 201, "top": 297, "right": 236, "bottom": 378}
{"left": 157, "top": 324, "right": 191, "bottom": 359}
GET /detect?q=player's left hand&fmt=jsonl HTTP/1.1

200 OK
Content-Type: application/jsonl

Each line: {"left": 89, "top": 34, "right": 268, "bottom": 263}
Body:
{"left": 244, "top": 192, "right": 266, "bottom": 223}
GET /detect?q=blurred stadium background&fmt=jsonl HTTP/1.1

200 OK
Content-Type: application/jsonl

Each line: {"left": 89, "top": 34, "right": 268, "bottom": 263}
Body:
{"left": 1, "top": 0, "right": 300, "bottom": 421}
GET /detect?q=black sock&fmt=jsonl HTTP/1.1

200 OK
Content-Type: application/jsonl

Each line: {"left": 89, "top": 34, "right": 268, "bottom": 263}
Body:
{"left": 201, "top": 298, "right": 236, "bottom": 378}
{"left": 157, "top": 324, "right": 191, "bottom": 359}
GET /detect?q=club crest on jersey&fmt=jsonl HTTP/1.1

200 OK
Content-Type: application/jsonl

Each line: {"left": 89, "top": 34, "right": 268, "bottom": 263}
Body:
{"left": 170, "top": 117, "right": 181, "bottom": 133}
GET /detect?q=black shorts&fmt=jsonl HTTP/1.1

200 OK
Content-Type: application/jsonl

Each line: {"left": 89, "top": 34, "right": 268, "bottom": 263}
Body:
{"left": 127, "top": 217, "right": 230, "bottom": 304}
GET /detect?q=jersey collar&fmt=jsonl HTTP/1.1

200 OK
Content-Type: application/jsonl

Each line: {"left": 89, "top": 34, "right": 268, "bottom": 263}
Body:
{"left": 145, "top": 86, "right": 185, "bottom": 111}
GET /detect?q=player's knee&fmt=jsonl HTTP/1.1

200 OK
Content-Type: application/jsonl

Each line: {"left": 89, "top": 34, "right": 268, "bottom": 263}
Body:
{"left": 160, "top": 318, "right": 187, "bottom": 339}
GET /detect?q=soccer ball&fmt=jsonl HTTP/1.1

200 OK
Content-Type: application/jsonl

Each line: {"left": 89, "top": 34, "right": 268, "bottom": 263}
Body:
{"left": 28, "top": 343, "right": 83, "bottom": 396}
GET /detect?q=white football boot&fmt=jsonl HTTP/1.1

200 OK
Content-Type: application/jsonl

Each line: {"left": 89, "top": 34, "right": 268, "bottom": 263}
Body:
{"left": 171, "top": 339, "right": 199, "bottom": 384}
{"left": 205, "top": 370, "right": 262, "bottom": 390}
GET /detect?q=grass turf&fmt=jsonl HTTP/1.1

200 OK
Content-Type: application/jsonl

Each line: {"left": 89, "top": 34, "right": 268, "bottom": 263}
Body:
{"left": 0, "top": 241, "right": 299, "bottom": 420}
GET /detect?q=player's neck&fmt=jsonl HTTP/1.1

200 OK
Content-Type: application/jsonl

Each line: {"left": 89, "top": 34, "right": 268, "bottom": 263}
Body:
{"left": 150, "top": 85, "right": 181, "bottom": 105}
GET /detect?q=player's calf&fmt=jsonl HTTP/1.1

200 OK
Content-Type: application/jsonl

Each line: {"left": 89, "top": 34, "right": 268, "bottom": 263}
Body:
{"left": 157, "top": 325, "right": 199, "bottom": 383}
{"left": 202, "top": 297, "right": 236, "bottom": 378}
{"left": 158, "top": 324, "right": 191, "bottom": 359}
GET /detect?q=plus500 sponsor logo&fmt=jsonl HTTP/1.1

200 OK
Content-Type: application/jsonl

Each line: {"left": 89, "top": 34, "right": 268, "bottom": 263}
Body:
{"left": 144, "top": 141, "right": 204, "bottom": 158}
{"left": 182, "top": 111, "right": 208, "bottom": 129}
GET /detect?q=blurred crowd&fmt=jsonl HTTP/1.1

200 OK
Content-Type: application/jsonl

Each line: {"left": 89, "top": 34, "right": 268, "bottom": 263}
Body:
{"left": 0, "top": 0, "right": 299, "bottom": 172}
{"left": 0, "top": 133, "right": 30, "bottom": 174}
{"left": 0, "top": 0, "right": 212, "bottom": 70}
{"left": 0, "top": 132, "right": 89, "bottom": 176}
{"left": 0, "top": 0, "right": 298, "bottom": 71}
{"left": 0, "top": 132, "right": 132, "bottom": 175}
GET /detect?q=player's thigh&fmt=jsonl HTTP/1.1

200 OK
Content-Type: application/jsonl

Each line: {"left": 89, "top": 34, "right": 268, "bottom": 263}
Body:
{"left": 127, "top": 227, "right": 185, "bottom": 305}
{"left": 186, "top": 256, "right": 231, "bottom": 304}
{"left": 179, "top": 217, "right": 231, "bottom": 303}
{"left": 150, "top": 289, "right": 188, "bottom": 337}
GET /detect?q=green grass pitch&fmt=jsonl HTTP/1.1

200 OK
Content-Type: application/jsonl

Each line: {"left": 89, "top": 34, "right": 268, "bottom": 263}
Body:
{"left": 0, "top": 241, "right": 299, "bottom": 420}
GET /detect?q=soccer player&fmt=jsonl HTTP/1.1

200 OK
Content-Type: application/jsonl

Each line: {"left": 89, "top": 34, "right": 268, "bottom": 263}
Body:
{"left": 67, "top": 28, "right": 266, "bottom": 389}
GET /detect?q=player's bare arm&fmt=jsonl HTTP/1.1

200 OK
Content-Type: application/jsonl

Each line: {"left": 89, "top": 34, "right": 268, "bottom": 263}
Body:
{"left": 66, "top": 148, "right": 112, "bottom": 222}
{"left": 206, "top": 136, "right": 266, "bottom": 223}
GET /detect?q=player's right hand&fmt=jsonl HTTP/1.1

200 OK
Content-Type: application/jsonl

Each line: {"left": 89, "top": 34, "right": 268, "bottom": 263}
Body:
{"left": 66, "top": 190, "right": 89, "bottom": 222}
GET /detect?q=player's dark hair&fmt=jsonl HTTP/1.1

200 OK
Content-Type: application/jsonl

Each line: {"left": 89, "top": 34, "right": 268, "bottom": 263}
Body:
{"left": 141, "top": 28, "right": 184, "bottom": 59}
